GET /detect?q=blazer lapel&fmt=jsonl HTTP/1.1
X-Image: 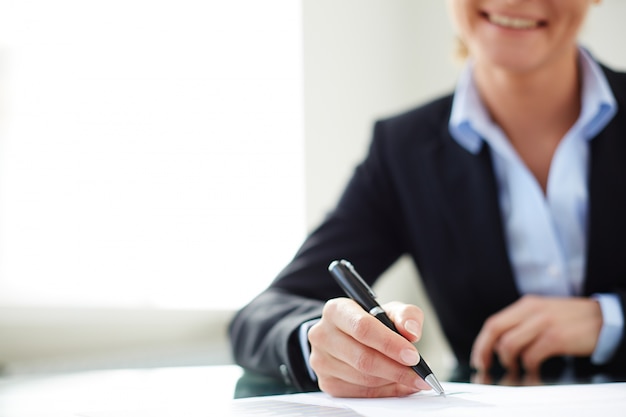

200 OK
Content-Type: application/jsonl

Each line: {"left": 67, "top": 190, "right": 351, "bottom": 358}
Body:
{"left": 432, "top": 125, "right": 520, "bottom": 313}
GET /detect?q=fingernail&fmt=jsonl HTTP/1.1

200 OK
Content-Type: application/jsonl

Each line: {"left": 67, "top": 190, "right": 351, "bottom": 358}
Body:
{"left": 400, "top": 348, "right": 419, "bottom": 366}
{"left": 405, "top": 320, "right": 420, "bottom": 338}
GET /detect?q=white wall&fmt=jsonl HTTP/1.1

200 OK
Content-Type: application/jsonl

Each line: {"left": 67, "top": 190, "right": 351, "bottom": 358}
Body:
{"left": 0, "top": 307, "right": 233, "bottom": 374}
{"left": 0, "top": 0, "right": 303, "bottom": 374}
{"left": 302, "top": 0, "right": 459, "bottom": 228}
{"left": 580, "top": 0, "right": 626, "bottom": 70}
{"left": 301, "top": 0, "right": 626, "bottom": 376}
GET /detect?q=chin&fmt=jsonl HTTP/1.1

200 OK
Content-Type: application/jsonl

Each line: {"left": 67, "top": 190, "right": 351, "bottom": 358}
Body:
{"left": 492, "top": 58, "right": 540, "bottom": 74}
{"left": 477, "top": 49, "right": 546, "bottom": 75}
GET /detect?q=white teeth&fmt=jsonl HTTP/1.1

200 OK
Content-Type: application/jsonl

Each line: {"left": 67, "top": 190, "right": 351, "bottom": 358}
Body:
{"left": 488, "top": 14, "right": 540, "bottom": 29}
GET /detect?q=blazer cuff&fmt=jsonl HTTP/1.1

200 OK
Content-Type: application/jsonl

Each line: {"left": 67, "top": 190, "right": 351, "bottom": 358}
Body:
{"left": 298, "top": 318, "right": 321, "bottom": 382}
{"left": 282, "top": 314, "right": 323, "bottom": 392}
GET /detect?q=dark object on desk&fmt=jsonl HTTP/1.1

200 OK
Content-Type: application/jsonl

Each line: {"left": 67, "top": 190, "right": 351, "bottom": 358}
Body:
{"left": 450, "top": 357, "right": 626, "bottom": 386}
{"left": 234, "top": 370, "right": 307, "bottom": 399}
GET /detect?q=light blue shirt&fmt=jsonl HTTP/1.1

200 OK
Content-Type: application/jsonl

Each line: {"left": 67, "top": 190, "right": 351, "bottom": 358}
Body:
{"left": 449, "top": 47, "right": 623, "bottom": 364}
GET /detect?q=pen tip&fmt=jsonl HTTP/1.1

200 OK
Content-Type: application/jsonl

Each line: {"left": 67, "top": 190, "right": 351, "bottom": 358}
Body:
{"left": 424, "top": 374, "right": 445, "bottom": 397}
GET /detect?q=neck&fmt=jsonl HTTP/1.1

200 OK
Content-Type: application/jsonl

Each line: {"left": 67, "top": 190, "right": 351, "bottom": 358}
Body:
{"left": 472, "top": 47, "right": 583, "bottom": 194}
{"left": 472, "top": 48, "right": 582, "bottom": 143}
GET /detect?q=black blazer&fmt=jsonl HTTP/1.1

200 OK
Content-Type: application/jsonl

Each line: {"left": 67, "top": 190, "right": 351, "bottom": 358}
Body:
{"left": 229, "top": 65, "right": 626, "bottom": 391}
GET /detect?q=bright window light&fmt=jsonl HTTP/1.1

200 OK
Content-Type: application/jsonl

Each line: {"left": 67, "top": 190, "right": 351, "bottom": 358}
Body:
{"left": 0, "top": 0, "right": 305, "bottom": 310}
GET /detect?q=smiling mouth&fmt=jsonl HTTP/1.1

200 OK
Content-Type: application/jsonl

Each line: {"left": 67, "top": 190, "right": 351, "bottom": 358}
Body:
{"left": 481, "top": 11, "right": 547, "bottom": 30}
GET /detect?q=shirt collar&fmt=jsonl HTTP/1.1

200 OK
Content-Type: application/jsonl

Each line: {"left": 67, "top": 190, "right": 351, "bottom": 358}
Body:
{"left": 448, "top": 47, "right": 618, "bottom": 155}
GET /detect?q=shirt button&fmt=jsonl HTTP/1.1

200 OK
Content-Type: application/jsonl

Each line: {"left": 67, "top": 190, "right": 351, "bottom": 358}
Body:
{"left": 547, "top": 265, "right": 560, "bottom": 278}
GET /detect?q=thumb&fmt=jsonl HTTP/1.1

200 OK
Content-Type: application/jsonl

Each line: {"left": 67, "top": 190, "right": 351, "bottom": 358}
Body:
{"left": 403, "top": 319, "right": 422, "bottom": 342}
{"left": 383, "top": 301, "right": 424, "bottom": 343}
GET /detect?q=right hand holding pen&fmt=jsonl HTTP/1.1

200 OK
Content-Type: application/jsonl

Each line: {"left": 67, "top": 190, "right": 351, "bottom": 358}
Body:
{"left": 307, "top": 298, "right": 431, "bottom": 397}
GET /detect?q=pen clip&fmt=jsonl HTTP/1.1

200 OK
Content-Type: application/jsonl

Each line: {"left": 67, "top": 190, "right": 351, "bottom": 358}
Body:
{"left": 332, "top": 259, "right": 377, "bottom": 299}
{"left": 343, "top": 260, "right": 377, "bottom": 299}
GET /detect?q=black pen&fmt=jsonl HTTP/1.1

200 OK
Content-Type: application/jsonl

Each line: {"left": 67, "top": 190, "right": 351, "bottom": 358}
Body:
{"left": 328, "top": 259, "right": 445, "bottom": 396}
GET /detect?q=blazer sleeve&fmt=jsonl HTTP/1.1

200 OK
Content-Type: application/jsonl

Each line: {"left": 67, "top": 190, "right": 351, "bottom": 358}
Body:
{"left": 228, "top": 120, "right": 412, "bottom": 390}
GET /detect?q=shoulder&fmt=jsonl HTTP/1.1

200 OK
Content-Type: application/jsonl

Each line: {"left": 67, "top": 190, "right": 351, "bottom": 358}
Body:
{"left": 371, "top": 94, "right": 455, "bottom": 154}
{"left": 599, "top": 63, "right": 626, "bottom": 101}
{"left": 378, "top": 94, "right": 454, "bottom": 134}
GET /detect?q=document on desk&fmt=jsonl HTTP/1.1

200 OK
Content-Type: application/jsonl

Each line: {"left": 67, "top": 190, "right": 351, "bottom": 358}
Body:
{"left": 230, "top": 382, "right": 626, "bottom": 417}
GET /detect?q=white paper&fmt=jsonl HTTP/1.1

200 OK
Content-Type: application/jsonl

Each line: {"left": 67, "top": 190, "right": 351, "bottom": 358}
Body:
{"left": 230, "top": 382, "right": 626, "bottom": 417}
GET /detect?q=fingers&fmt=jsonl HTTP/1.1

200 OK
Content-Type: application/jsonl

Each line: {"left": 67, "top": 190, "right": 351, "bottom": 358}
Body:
{"left": 471, "top": 296, "right": 544, "bottom": 372}
{"left": 309, "top": 318, "right": 428, "bottom": 391}
{"left": 494, "top": 313, "right": 545, "bottom": 372}
{"left": 310, "top": 344, "right": 429, "bottom": 396}
{"left": 470, "top": 296, "right": 604, "bottom": 374}
{"left": 517, "top": 331, "right": 559, "bottom": 373}
{"left": 325, "top": 299, "right": 423, "bottom": 367}
{"left": 308, "top": 298, "right": 431, "bottom": 397}
{"left": 384, "top": 301, "right": 425, "bottom": 343}
{"left": 470, "top": 310, "right": 519, "bottom": 371}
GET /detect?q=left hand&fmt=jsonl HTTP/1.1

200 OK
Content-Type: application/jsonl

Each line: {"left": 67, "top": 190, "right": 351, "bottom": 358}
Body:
{"left": 470, "top": 295, "right": 603, "bottom": 374}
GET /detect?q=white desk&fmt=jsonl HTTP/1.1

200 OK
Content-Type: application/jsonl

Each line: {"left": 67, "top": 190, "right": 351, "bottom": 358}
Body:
{"left": 0, "top": 365, "right": 247, "bottom": 417}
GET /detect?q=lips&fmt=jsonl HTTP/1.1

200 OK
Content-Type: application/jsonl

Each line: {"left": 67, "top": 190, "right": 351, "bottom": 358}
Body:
{"left": 481, "top": 11, "right": 547, "bottom": 30}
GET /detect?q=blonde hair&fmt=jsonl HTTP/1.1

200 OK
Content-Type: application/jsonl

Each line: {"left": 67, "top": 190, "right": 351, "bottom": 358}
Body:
{"left": 454, "top": 36, "right": 469, "bottom": 63}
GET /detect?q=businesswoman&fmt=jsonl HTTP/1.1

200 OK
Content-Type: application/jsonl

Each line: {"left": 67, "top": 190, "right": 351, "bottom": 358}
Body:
{"left": 230, "top": 0, "right": 626, "bottom": 398}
